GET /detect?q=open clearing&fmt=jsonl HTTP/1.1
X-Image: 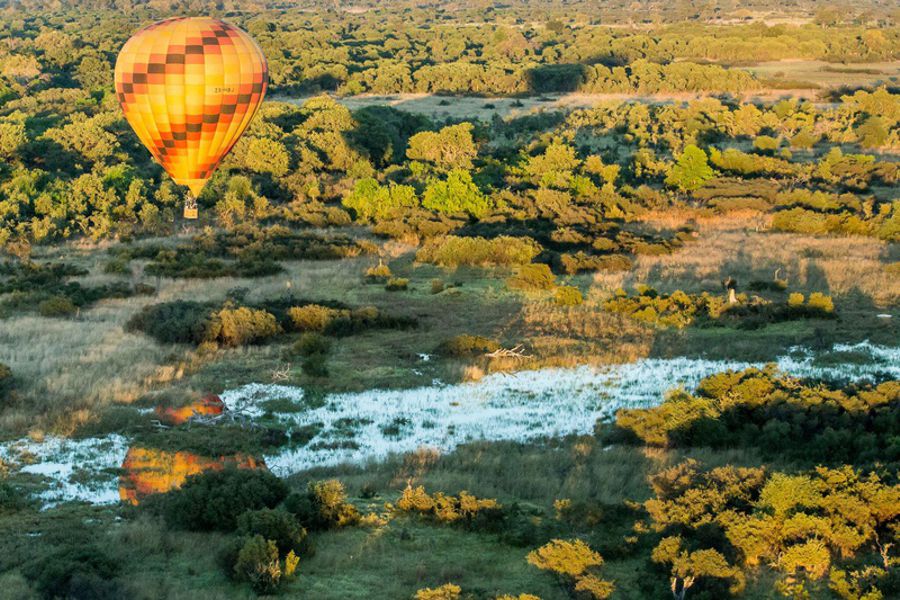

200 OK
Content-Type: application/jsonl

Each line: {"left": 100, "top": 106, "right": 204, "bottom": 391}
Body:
{"left": 273, "top": 60, "right": 900, "bottom": 121}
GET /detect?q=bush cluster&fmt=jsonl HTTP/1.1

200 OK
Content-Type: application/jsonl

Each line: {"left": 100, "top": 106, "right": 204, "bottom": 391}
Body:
{"left": 134, "top": 226, "right": 376, "bottom": 279}
{"left": 604, "top": 286, "right": 835, "bottom": 329}
{"left": 611, "top": 367, "right": 899, "bottom": 465}
{"left": 396, "top": 484, "right": 502, "bottom": 526}
{"left": 149, "top": 467, "right": 289, "bottom": 532}
{"left": 416, "top": 235, "right": 541, "bottom": 267}
{"left": 506, "top": 263, "right": 555, "bottom": 291}
{"left": 554, "top": 285, "right": 584, "bottom": 306}
{"left": 23, "top": 545, "right": 123, "bottom": 600}
{"left": 282, "top": 302, "right": 415, "bottom": 337}
{"left": 437, "top": 334, "right": 501, "bottom": 357}
{"left": 208, "top": 306, "right": 280, "bottom": 347}
{"left": 556, "top": 252, "right": 632, "bottom": 274}
{"left": 0, "top": 260, "right": 143, "bottom": 317}
{"left": 288, "top": 304, "right": 342, "bottom": 332}
{"left": 125, "top": 300, "right": 215, "bottom": 345}
{"left": 37, "top": 295, "right": 78, "bottom": 317}
{"left": 386, "top": 277, "right": 409, "bottom": 291}
{"left": 237, "top": 508, "right": 309, "bottom": 556}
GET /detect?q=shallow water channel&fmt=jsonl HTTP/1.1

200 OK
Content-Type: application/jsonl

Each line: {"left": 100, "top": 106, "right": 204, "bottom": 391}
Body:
{"left": 1, "top": 342, "right": 896, "bottom": 507}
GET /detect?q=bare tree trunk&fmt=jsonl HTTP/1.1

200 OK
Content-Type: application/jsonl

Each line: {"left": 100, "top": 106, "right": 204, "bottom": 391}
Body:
{"left": 671, "top": 576, "right": 693, "bottom": 600}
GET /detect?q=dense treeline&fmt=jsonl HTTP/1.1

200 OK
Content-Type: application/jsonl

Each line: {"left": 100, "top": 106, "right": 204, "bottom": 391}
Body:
{"left": 0, "top": 6, "right": 897, "bottom": 100}
{"left": 1, "top": 2, "right": 898, "bottom": 255}
{"left": 4, "top": 85, "right": 897, "bottom": 256}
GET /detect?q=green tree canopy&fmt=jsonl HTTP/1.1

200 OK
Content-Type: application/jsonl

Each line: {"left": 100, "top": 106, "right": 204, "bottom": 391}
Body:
{"left": 666, "top": 144, "right": 715, "bottom": 192}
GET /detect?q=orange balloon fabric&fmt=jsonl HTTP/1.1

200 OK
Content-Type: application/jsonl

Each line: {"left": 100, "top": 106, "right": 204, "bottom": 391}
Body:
{"left": 115, "top": 17, "right": 268, "bottom": 197}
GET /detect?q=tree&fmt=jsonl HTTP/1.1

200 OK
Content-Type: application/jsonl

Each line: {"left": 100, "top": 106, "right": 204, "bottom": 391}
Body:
{"left": 42, "top": 118, "right": 119, "bottom": 167}
{"left": 528, "top": 539, "right": 614, "bottom": 599}
{"left": 856, "top": 117, "right": 889, "bottom": 149}
{"left": 244, "top": 138, "right": 291, "bottom": 177}
{"left": 342, "top": 178, "right": 418, "bottom": 221}
{"left": 0, "top": 121, "right": 26, "bottom": 160}
{"left": 34, "top": 29, "right": 75, "bottom": 68}
{"left": 75, "top": 56, "right": 112, "bottom": 90}
{"left": 407, "top": 123, "right": 477, "bottom": 171}
{"left": 525, "top": 142, "right": 580, "bottom": 188}
{"left": 422, "top": 169, "right": 493, "bottom": 218}
{"left": 666, "top": 145, "right": 715, "bottom": 192}
{"left": 651, "top": 536, "right": 744, "bottom": 600}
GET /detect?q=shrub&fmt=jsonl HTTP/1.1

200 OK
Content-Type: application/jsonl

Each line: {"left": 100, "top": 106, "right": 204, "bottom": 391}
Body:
{"left": 591, "top": 237, "right": 619, "bottom": 252}
{"left": 23, "top": 545, "right": 121, "bottom": 600}
{"left": 232, "top": 535, "right": 298, "bottom": 594}
{"left": 0, "top": 480, "right": 27, "bottom": 513}
{"left": 133, "top": 282, "right": 156, "bottom": 295}
{"left": 292, "top": 332, "right": 331, "bottom": 357}
{"left": 788, "top": 292, "right": 805, "bottom": 308}
{"left": 438, "top": 334, "right": 501, "bottom": 357}
{"left": 209, "top": 307, "right": 280, "bottom": 346}
{"left": 554, "top": 286, "right": 584, "bottom": 306}
{"left": 285, "top": 480, "right": 359, "bottom": 530}
{"left": 365, "top": 261, "right": 392, "bottom": 281}
{"left": 414, "top": 583, "right": 462, "bottom": 600}
{"left": 0, "top": 363, "right": 12, "bottom": 399}
{"left": 790, "top": 129, "right": 819, "bottom": 150}
{"left": 125, "top": 301, "right": 214, "bottom": 345}
{"left": 527, "top": 540, "right": 614, "bottom": 598}
{"left": 753, "top": 135, "right": 780, "bottom": 152}
{"left": 807, "top": 292, "right": 834, "bottom": 314}
{"left": 386, "top": 277, "right": 409, "bottom": 291}
{"left": 237, "top": 508, "right": 308, "bottom": 555}
{"left": 527, "top": 539, "right": 603, "bottom": 577}
{"left": 431, "top": 279, "right": 445, "bottom": 294}
{"left": 507, "top": 263, "right": 555, "bottom": 291}
{"left": 103, "top": 257, "right": 130, "bottom": 274}
{"left": 302, "top": 353, "right": 329, "bottom": 377}
{"left": 153, "top": 467, "right": 288, "bottom": 531}
{"left": 38, "top": 295, "right": 77, "bottom": 317}
{"left": 288, "top": 304, "right": 340, "bottom": 332}
{"left": 233, "top": 535, "right": 282, "bottom": 593}
{"left": 416, "top": 235, "right": 541, "bottom": 267}
{"left": 557, "top": 252, "right": 632, "bottom": 274}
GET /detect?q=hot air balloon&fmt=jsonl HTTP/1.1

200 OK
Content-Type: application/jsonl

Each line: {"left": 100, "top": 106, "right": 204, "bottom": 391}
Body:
{"left": 114, "top": 17, "right": 268, "bottom": 219}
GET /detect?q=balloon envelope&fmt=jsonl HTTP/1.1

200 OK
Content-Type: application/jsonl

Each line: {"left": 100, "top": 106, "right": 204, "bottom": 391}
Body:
{"left": 115, "top": 17, "right": 268, "bottom": 197}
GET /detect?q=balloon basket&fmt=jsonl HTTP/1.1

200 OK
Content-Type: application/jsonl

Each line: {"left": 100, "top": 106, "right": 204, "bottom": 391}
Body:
{"left": 183, "top": 206, "right": 198, "bottom": 220}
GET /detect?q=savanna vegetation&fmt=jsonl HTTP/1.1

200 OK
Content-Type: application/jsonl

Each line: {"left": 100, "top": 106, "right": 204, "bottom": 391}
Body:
{"left": 0, "top": 1, "right": 898, "bottom": 599}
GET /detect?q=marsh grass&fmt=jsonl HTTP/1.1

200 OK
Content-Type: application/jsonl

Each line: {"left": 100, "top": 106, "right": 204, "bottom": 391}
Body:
{"left": 4, "top": 224, "right": 896, "bottom": 438}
